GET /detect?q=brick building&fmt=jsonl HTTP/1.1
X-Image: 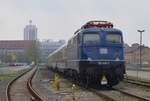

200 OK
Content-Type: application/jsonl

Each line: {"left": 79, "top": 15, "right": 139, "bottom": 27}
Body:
{"left": 125, "top": 43, "right": 150, "bottom": 65}
{"left": 0, "top": 40, "right": 34, "bottom": 63}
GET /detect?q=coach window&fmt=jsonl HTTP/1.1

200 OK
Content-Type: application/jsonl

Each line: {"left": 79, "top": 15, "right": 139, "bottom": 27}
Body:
{"left": 106, "top": 33, "right": 122, "bottom": 43}
{"left": 83, "top": 32, "right": 100, "bottom": 43}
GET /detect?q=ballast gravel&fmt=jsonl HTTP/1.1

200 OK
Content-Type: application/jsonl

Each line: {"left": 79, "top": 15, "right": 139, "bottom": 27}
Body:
{"left": 33, "top": 67, "right": 107, "bottom": 101}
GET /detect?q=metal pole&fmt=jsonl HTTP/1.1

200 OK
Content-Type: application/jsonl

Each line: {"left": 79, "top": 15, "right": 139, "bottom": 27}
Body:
{"left": 140, "top": 32, "right": 142, "bottom": 70}
{"left": 137, "top": 30, "right": 145, "bottom": 80}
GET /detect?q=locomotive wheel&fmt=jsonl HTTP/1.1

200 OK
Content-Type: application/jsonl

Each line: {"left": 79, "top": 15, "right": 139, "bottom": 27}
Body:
{"left": 111, "top": 79, "right": 119, "bottom": 86}
{"left": 85, "top": 75, "right": 90, "bottom": 88}
{"left": 54, "top": 67, "right": 58, "bottom": 72}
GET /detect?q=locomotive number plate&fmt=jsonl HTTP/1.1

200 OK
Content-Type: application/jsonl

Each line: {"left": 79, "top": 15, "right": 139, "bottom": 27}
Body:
{"left": 98, "top": 61, "right": 110, "bottom": 65}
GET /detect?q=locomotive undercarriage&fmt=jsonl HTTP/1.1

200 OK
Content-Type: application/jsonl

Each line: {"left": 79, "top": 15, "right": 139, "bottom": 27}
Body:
{"left": 48, "top": 61, "right": 125, "bottom": 87}
{"left": 78, "top": 61, "right": 125, "bottom": 86}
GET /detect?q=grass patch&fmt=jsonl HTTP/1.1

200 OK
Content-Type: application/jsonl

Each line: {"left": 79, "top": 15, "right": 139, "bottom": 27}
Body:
{"left": 0, "top": 74, "right": 16, "bottom": 80}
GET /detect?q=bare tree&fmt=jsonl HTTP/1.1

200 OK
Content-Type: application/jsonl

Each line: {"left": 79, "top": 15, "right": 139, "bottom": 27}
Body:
{"left": 24, "top": 40, "right": 41, "bottom": 65}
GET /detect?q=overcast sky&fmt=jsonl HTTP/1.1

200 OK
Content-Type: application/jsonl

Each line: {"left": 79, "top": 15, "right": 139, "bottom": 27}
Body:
{"left": 0, "top": 0, "right": 149, "bottom": 46}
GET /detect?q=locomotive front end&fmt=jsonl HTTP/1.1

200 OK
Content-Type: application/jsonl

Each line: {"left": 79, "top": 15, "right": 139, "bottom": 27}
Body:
{"left": 79, "top": 21, "right": 125, "bottom": 86}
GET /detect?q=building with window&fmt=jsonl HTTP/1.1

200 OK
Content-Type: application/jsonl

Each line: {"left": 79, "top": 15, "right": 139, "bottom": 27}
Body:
{"left": 24, "top": 20, "right": 37, "bottom": 40}
{"left": 125, "top": 43, "right": 150, "bottom": 65}
{"left": 0, "top": 40, "right": 35, "bottom": 63}
{"left": 40, "top": 39, "right": 65, "bottom": 63}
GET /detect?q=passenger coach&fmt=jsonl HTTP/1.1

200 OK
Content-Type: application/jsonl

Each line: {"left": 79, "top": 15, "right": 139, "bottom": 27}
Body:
{"left": 48, "top": 21, "right": 125, "bottom": 86}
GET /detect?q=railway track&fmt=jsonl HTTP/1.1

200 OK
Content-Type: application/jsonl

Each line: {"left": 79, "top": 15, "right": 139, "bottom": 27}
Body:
{"left": 90, "top": 87, "right": 150, "bottom": 101}
{"left": 48, "top": 69, "right": 150, "bottom": 101}
{"left": 89, "top": 88, "right": 116, "bottom": 101}
{"left": 77, "top": 81, "right": 150, "bottom": 101}
{"left": 5, "top": 66, "right": 47, "bottom": 101}
{"left": 74, "top": 78, "right": 150, "bottom": 101}
{"left": 68, "top": 76, "right": 150, "bottom": 101}
{"left": 86, "top": 73, "right": 150, "bottom": 101}
{"left": 124, "top": 77, "right": 150, "bottom": 88}
{"left": 113, "top": 88, "right": 150, "bottom": 101}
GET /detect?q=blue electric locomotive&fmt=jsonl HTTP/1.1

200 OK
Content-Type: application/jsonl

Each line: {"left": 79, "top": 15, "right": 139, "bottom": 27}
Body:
{"left": 48, "top": 21, "right": 125, "bottom": 86}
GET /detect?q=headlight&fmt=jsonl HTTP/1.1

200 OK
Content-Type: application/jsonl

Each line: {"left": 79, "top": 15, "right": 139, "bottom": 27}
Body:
{"left": 99, "top": 48, "right": 108, "bottom": 54}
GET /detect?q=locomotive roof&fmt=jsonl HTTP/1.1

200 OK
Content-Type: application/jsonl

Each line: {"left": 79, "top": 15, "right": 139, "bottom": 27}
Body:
{"left": 80, "top": 27, "right": 122, "bottom": 34}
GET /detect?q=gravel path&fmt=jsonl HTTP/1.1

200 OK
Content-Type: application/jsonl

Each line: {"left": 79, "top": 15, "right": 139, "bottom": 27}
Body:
{"left": 0, "top": 66, "right": 31, "bottom": 101}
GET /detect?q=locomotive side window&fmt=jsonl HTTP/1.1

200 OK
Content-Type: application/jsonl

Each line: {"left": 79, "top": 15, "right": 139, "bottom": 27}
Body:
{"left": 83, "top": 32, "right": 100, "bottom": 43}
{"left": 106, "top": 33, "right": 122, "bottom": 43}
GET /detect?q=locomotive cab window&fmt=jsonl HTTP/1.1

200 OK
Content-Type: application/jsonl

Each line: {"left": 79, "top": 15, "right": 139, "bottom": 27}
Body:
{"left": 106, "top": 33, "right": 122, "bottom": 43}
{"left": 83, "top": 32, "right": 100, "bottom": 43}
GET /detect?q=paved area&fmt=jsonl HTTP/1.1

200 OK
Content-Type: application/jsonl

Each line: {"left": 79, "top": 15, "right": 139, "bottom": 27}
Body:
{"left": 126, "top": 70, "right": 150, "bottom": 80}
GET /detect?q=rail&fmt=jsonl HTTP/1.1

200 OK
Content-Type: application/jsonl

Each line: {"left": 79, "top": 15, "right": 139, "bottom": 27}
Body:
{"left": 5, "top": 67, "right": 48, "bottom": 101}
{"left": 124, "top": 76, "right": 150, "bottom": 87}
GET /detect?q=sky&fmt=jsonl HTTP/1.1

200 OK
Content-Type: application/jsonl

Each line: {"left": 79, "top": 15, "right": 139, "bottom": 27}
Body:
{"left": 0, "top": 0, "right": 149, "bottom": 46}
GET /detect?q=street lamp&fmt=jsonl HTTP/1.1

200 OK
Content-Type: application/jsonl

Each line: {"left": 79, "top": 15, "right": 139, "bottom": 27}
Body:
{"left": 137, "top": 30, "right": 145, "bottom": 80}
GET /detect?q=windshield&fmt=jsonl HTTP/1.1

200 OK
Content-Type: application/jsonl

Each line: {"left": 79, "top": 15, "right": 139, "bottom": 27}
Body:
{"left": 106, "top": 33, "right": 122, "bottom": 43}
{"left": 83, "top": 32, "right": 100, "bottom": 43}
